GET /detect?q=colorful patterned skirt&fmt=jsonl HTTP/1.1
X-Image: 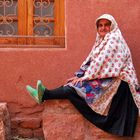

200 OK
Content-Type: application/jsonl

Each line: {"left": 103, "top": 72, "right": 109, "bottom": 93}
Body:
{"left": 65, "top": 80, "right": 138, "bottom": 137}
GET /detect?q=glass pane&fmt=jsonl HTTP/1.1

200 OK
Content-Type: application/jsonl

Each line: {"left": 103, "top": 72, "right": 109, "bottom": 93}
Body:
{"left": 0, "top": 0, "right": 18, "bottom": 16}
{"left": 34, "top": 0, "right": 54, "bottom": 17}
{"left": 0, "top": 21, "right": 18, "bottom": 35}
{"left": 33, "top": 0, "right": 54, "bottom": 36}
{"left": 0, "top": 0, "right": 18, "bottom": 36}
{"left": 34, "top": 22, "right": 54, "bottom": 36}
{"left": 5, "top": 0, "right": 18, "bottom": 16}
{"left": 0, "top": 7, "right": 4, "bottom": 15}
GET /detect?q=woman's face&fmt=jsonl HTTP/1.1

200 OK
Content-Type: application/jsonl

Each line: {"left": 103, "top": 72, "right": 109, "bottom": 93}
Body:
{"left": 97, "top": 19, "right": 111, "bottom": 38}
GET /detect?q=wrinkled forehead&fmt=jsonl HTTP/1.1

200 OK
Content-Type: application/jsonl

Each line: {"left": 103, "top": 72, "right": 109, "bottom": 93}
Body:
{"left": 96, "top": 18, "right": 112, "bottom": 27}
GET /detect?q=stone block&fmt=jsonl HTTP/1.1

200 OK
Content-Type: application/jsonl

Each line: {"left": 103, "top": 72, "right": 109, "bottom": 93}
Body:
{"left": 43, "top": 114, "right": 85, "bottom": 140}
{"left": 11, "top": 117, "right": 43, "bottom": 138}
{"left": 20, "top": 118, "right": 41, "bottom": 129}
{"left": 42, "top": 100, "right": 140, "bottom": 140}
{"left": 33, "top": 128, "right": 44, "bottom": 137}
{"left": 0, "top": 120, "right": 5, "bottom": 140}
{"left": 18, "top": 127, "right": 33, "bottom": 138}
{"left": 0, "top": 103, "right": 11, "bottom": 140}
{"left": 43, "top": 100, "right": 85, "bottom": 140}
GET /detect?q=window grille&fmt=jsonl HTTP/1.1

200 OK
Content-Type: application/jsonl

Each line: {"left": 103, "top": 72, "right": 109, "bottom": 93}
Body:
{"left": 0, "top": 0, "right": 65, "bottom": 48}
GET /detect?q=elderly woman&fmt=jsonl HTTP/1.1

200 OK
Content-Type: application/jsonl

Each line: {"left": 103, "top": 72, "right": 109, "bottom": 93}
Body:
{"left": 26, "top": 14, "right": 140, "bottom": 137}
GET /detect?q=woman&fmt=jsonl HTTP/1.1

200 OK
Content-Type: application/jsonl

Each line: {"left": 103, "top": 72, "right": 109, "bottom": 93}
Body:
{"left": 26, "top": 14, "right": 140, "bottom": 137}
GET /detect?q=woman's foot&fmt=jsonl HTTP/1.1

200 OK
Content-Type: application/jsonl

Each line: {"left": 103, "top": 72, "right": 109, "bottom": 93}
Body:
{"left": 26, "top": 80, "right": 45, "bottom": 104}
{"left": 26, "top": 85, "right": 41, "bottom": 104}
{"left": 36, "top": 80, "right": 45, "bottom": 103}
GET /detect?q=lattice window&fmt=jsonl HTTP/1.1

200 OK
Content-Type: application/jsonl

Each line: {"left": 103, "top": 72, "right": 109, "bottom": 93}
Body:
{"left": 33, "top": 0, "right": 54, "bottom": 36}
{"left": 0, "top": 0, "right": 18, "bottom": 35}
{"left": 0, "top": 0, "right": 65, "bottom": 48}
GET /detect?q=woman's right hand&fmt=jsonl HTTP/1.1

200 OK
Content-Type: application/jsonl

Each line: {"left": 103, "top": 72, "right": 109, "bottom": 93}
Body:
{"left": 66, "top": 76, "right": 84, "bottom": 86}
{"left": 66, "top": 76, "right": 78, "bottom": 83}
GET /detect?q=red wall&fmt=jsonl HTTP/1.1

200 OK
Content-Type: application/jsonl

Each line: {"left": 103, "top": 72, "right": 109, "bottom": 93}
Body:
{"left": 0, "top": 0, "right": 140, "bottom": 119}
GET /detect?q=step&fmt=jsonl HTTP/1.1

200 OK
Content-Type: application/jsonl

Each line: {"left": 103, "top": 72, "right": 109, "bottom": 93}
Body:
{"left": 42, "top": 100, "right": 140, "bottom": 140}
{"left": 0, "top": 102, "right": 11, "bottom": 140}
{"left": 11, "top": 117, "right": 43, "bottom": 138}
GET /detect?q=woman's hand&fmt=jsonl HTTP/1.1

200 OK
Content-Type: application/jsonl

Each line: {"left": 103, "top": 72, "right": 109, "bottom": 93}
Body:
{"left": 66, "top": 76, "right": 83, "bottom": 86}
{"left": 71, "top": 77, "right": 83, "bottom": 86}
{"left": 66, "top": 76, "right": 78, "bottom": 83}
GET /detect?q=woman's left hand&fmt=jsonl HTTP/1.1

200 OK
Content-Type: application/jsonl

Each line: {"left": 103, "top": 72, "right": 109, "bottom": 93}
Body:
{"left": 71, "top": 77, "right": 83, "bottom": 86}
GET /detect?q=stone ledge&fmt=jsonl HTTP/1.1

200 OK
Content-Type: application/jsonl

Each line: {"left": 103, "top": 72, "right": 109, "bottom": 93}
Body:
{"left": 0, "top": 102, "right": 11, "bottom": 140}
{"left": 43, "top": 100, "right": 140, "bottom": 140}
{"left": 11, "top": 117, "right": 44, "bottom": 138}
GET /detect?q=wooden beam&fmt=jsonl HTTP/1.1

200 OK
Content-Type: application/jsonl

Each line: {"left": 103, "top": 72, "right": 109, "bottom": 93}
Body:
{"left": 27, "top": 0, "right": 34, "bottom": 45}
{"left": 18, "top": 0, "right": 27, "bottom": 45}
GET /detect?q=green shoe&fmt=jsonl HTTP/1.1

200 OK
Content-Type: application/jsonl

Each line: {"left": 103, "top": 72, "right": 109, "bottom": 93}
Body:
{"left": 36, "top": 80, "right": 45, "bottom": 103}
{"left": 26, "top": 85, "right": 40, "bottom": 104}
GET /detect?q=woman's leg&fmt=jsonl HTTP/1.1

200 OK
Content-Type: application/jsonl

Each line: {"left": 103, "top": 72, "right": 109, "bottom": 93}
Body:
{"left": 26, "top": 81, "right": 76, "bottom": 103}
{"left": 27, "top": 81, "right": 138, "bottom": 137}
{"left": 42, "top": 85, "right": 94, "bottom": 116}
{"left": 42, "top": 86, "right": 71, "bottom": 101}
